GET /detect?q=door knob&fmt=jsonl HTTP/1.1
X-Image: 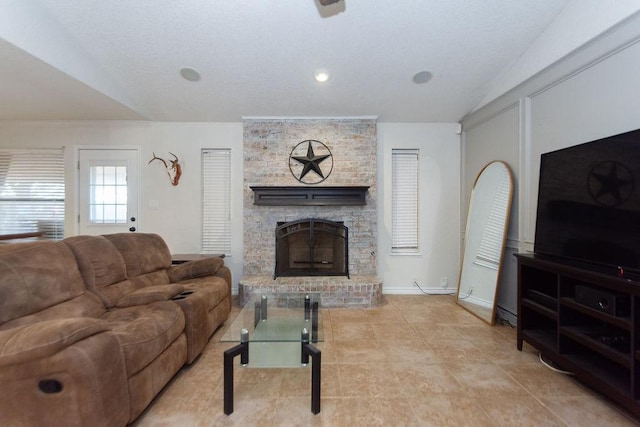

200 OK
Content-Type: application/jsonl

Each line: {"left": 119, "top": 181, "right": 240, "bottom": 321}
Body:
{"left": 129, "top": 227, "right": 136, "bottom": 232}
{"left": 130, "top": 217, "right": 136, "bottom": 222}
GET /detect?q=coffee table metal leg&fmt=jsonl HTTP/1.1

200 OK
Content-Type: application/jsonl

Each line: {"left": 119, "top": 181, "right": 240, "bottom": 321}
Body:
{"left": 302, "top": 343, "right": 321, "bottom": 414}
{"left": 311, "top": 302, "right": 319, "bottom": 342}
{"left": 223, "top": 342, "right": 249, "bottom": 415}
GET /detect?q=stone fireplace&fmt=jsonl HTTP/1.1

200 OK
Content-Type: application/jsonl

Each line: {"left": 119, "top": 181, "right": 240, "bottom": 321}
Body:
{"left": 240, "top": 118, "right": 382, "bottom": 308}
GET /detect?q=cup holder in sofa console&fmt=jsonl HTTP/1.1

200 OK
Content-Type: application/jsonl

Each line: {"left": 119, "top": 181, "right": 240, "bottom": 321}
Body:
{"left": 172, "top": 291, "right": 195, "bottom": 301}
{"left": 172, "top": 291, "right": 195, "bottom": 300}
{"left": 39, "top": 379, "right": 63, "bottom": 394}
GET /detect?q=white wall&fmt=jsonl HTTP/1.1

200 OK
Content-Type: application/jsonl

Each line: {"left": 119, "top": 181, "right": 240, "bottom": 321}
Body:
{"left": 0, "top": 120, "right": 461, "bottom": 295}
{"left": 377, "top": 123, "right": 461, "bottom": 294}
{"left": 476, "top": 1, "right": 640, "bottom": 112}
{"left": 0, "top": 121, "right": 245, "bottom": 286}
{"left": 462, "top": 13, "right": 640, "bottom": 322}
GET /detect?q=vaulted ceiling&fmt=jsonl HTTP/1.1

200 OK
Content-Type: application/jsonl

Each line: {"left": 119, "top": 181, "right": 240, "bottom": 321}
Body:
{"left": 0, "top": 1, "right": 635, "bottom": 122}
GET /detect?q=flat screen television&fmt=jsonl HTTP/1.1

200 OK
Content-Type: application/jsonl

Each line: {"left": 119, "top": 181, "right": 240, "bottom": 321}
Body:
{"left": 534, "top": 128, "right": 640, "bottom": 279}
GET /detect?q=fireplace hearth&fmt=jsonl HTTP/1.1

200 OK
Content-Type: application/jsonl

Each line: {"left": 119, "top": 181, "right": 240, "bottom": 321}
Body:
{"left": 275, "top": 218, "right": 348, "bottom": 279}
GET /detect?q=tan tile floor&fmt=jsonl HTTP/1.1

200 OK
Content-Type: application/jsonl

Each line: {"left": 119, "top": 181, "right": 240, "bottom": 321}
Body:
{"left": 132, "top": 295, "right": 639, "bottom": 426}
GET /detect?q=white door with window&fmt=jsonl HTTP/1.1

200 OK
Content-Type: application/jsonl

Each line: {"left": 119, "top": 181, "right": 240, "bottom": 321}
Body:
{"left": 78, "top": 149, "right": 139, "bottom": 235}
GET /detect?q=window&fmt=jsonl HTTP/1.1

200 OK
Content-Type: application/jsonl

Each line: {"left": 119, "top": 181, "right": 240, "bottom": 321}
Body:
{"left": 392, "top": 149, "right": 418, "bottom": 253}
{"left": 89, "top": 165, "right": 128, "bottom": 224}
{"left": 0, "top": 148, "right": 65, "bottom": 240}
{"left": 202, "top": 149, "right": 231, "bottom": 255}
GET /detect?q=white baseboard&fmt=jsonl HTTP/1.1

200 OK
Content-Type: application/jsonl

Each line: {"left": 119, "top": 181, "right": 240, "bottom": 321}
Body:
{"left": 383, "top": 286, "right": 458, "bottom": 295}
{"left": 496, "top": 305, "right": 517, "bottom": 326}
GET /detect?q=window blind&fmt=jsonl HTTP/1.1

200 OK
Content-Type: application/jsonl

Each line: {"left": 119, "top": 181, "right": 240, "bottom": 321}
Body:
{"left": 392, "top": 149, "right": 419, "bottom": 252}
{"left": 0, "top": 148, "right": 65, "bottom": 240}
{"left": 202, "top": 149, "right": 231, "bottom": 255}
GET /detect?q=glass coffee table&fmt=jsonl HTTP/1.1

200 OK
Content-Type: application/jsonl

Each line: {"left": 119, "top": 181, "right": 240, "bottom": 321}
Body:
{"left": 220, "top": 293, "right": 323, "bottom": 415}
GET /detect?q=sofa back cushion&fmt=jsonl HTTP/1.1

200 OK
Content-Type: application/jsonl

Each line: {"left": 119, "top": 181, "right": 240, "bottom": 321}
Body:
{"left": 103, "top": 233, "right": 172, "bottom": 277}
{"left": 63, "top": 235, "right": 135, "bottom": 308}
{"left": 0, "top": 241, "right": 104, "bottom": 325}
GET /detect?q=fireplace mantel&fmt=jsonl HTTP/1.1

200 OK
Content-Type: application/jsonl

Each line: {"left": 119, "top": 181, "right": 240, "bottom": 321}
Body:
{"left": 250, "top": 186, "right": 369, "bottom": 206}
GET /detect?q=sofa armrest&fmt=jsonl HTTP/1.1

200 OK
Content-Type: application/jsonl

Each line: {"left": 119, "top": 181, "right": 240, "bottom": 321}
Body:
{"left": 214, "top": 265, "right": 232, "bottom": 296}
{"left": 0, "top": 318, "right": 109, "bottom": 366}
{"left": 167, "top": 257, "right": 224, "bottom": 282}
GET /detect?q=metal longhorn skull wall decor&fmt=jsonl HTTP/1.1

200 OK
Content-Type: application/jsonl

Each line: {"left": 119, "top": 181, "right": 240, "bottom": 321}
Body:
{"left": 149, "top": 152, "right": 182, "bottom": 186}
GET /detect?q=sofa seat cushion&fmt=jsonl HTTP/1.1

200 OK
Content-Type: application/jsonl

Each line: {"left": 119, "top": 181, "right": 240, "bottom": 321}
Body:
{"left": 0, "top": 292, "right": 107, "bottom": 331}
{"left": 115, "top": 283, "right": 185, "bottom": 308}
{"left": 101, "top": 301, "right": 185, "bottom": 376}
{"left": 0, "top": 317, "right": 110, "bottom": 366}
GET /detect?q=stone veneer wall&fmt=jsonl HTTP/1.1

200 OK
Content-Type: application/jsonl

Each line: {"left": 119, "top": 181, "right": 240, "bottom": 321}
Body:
{"left": 243, "top": 118, "right": 377, "bottom": 277}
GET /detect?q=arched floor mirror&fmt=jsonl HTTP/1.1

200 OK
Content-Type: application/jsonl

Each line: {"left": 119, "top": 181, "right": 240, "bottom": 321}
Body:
{"left": 457, "top": 161, "right": 513, "bottom": 325}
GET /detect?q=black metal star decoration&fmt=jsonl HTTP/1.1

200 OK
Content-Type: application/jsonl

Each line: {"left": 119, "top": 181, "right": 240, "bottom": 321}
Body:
{"left": 289, "top": 140, "right": 334, "bottom": 184}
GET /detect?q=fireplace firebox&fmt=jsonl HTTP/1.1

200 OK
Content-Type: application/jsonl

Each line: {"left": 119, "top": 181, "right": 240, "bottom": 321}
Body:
{"left": 275, "top": 219, "right": 348, "bottom": 279}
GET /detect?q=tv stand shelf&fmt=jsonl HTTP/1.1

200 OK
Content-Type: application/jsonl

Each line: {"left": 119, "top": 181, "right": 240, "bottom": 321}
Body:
{"left": 560, "top": 297, "right": 632, "bottom": 330}
{"left": 522, "top": 299, "right": 558, "bottom": 320}
{"left": 516, "top": 253, "right": 640, "bottom": 419}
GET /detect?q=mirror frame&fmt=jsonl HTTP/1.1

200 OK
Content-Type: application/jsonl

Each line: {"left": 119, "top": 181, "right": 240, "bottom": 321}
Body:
{"left": 456, "top": 161, "right": 513, "bottom": 325}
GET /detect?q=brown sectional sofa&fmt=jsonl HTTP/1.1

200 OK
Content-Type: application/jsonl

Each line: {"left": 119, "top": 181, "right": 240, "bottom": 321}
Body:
{"left": 0, "top": 233, "right": 231, "bottom": 426}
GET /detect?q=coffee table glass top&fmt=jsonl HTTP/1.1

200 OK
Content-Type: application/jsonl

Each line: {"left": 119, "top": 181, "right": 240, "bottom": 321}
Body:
{"left": 221, "top": 293, "right": 323, "bottom": 368}
{"left": 221, "top": 293, "right": 323, "bottom": 343}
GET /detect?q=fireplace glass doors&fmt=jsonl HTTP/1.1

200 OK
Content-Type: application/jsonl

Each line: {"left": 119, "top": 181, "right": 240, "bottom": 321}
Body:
{"left": 275, "top": 219, "right": 348, "bottom": 278}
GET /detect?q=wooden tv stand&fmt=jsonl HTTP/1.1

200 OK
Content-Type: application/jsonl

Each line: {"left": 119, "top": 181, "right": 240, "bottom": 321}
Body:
{"left": 516, "top": 253, "right": 640, "bottom": 418}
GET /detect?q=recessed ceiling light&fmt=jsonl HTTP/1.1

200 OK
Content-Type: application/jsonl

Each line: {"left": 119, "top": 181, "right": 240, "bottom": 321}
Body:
{"left": 412, "top": 71, "right": 433, "bottom": 84}
{"left": 314, "top": 69, "right": 330, "bottom": 83}
{"left": 180, "top": 67, "right": 201, "bottom": 82}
